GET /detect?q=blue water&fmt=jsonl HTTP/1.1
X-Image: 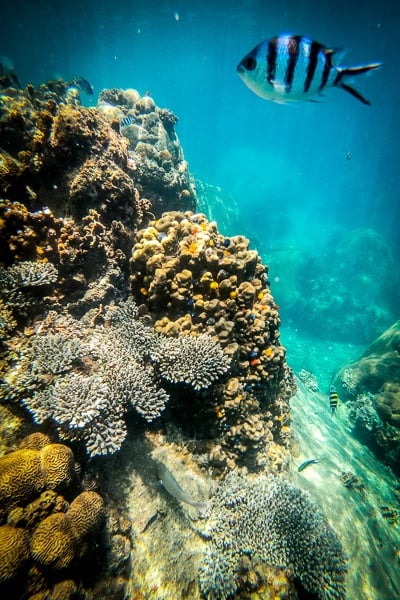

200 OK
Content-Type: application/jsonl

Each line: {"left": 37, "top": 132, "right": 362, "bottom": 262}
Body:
{"left": 3, "top": 0, "right": 399, "bottom": 372}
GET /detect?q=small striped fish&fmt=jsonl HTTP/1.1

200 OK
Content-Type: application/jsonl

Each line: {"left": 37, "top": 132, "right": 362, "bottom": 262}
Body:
{"left": 329, "top": 385, "right": 339, "bottom": 416}
{"left": 120, "top": 115, "right": 137, "bottom": 128}
{"left": 237, "top": 34, "right": 382, "bottom": 105}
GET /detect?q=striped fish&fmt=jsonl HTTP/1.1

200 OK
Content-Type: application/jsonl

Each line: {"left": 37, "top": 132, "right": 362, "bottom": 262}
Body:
{"left": 329, "top": 385, "right": 339, "bottom": 415}
{"left": 237, "top": 34, "right": 382, "bottom": 105}
{"left": 120, "top": 115, "right": 137, "bottom": 128}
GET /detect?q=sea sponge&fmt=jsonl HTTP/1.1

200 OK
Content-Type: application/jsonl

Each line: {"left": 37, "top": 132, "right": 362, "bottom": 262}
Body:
{"left": 0, "top": 524, "right": 30, "bottom": 583}
{"left": 30, "top": 512, "right": 75, "bottom": 569}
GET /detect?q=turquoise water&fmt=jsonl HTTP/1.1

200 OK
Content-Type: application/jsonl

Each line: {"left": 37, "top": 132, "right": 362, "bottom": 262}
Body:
{"left": 2, "top": 2, "right": 400, "bottom": 598}
{"left": 3, "top": 1, "right": 398, "bottom": 366}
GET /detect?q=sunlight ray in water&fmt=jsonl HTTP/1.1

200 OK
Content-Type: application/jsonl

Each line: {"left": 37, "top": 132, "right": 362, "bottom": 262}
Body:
{"left": 291, "top": 380, "right": 400, "bottom": 600}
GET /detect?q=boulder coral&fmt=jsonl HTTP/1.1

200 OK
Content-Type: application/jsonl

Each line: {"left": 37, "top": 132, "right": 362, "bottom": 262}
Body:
{"left": 131, "top": 211, "right": 295, "bottom": 472}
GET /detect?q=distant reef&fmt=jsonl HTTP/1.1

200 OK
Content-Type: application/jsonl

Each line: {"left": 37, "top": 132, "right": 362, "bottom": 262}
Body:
{"left": 333, "top": 320, "right": 400, "bottom": 474}
{"left": 269, "top": 228, "right": 400, "bottom": 344}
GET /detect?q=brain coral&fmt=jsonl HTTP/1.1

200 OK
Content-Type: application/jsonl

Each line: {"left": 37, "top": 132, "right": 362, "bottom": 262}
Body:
{"left": 0, "top": 524, "right": 30, "bottom": 583}
{"left": 0, "top": 444, "right": 75, "bottom": 515}
{"left": 0, "top": 449, "right": 46, "bottom": 514}
{"left": 30, "top": 491, "right": 105, "bottom": 569}
{"left": 199, "top": 472, "right": 347, "bottom": 600}
{"left": 30, "top": 512, "right": 76, "bottom": 569}
{"left": 68, "top": 490, "right": 105, "bottom": 539}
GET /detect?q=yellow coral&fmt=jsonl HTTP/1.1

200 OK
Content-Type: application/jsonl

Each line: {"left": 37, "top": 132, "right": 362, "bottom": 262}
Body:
{"left": 0, "top": 443, "right": 75, "bottom": 516}
{"left": 0, "top": 449, "right": 45, "bottom": 514}
{"left": 39, "top": 444, "right": 75, "bottom": 490}
{"left": 30, "top": 513, "right": 75, "bottom": 569}
{"left": 19, "top": 432, "right": 52, "bottom": 451}
{"left": 209, "top": 281, "right": 219, "bottom": 291}
{"left": 68, "top": 491, "right": 105, "bottom": 539}
{"left": 0, "top": 524, "right": 29, "bottom": 583}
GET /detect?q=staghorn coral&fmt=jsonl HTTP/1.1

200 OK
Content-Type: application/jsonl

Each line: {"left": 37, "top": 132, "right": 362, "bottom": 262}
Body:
{"left": 199, "top": 472, "right": 347, "bottom": 600}
{"left": 156, "top": 333, "right": 231, "bottom": 390}
{"left": 0, "top": 524, "right": 30, "bottom": 583}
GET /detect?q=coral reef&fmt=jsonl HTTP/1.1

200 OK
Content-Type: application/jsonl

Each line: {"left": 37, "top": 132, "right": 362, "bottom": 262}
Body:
{"left": 98, "top": 87, "right": 197, "bottom": 214}
{"left": 0, "top": 78, "right": 298, "bottom": 599}
{"left": 199, "top": 472, "right": 347, "bottom": 600}
{"left": 333, "top": 321, "right": 400, "bottom": 473}
{"left": 8, "top": 300, "right": 230, "bottom": 457}
{"left": 0, "top": 81, "right": 197, "bottom": 326}
{"left": 0, "top": 436, "right": 114, "bottom": 599}
{"left": 131, "top": 211, "right": 295, "bottom": 472}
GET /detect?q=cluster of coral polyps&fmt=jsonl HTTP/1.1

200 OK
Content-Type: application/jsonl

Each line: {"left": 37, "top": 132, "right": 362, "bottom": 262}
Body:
{"left": 0, "top": 433, "right": 106, "bottom": 598}
{"left": 131, "top": 211, "right": 295, "bottom": 472}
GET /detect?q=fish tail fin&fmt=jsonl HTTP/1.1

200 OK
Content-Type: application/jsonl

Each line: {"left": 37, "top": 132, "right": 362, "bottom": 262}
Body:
{"left": 335, "top": 63, "right": 382, "bottom": 105}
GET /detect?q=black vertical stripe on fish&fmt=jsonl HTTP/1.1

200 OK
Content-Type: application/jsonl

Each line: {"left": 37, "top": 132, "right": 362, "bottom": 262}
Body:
{"left": 284, "top": 35, "right": 301, "bottom": 91}
{"left": 319, "top": 52, "right": 332, "bottom": 92}
{"left": 266, "top": 37, "right": 278, "bottom": 84}
{"left": 304, "top": 40, "right": 322, "bottom": 92}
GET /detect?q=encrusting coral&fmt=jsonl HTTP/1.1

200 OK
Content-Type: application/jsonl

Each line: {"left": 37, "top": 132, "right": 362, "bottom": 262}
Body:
{"left": 199, "top": 472, "right": 347, "bottom": 600}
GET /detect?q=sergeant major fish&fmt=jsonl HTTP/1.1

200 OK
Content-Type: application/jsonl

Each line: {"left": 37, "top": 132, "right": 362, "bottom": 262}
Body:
{"left": 329, "top": 385, "right": 339, "bottom": 415}
{"left": 237, "top": 34, "right": 382, "bottom": 105}
{"left": 157, "top": 462, "right": 208, "bottom": 513}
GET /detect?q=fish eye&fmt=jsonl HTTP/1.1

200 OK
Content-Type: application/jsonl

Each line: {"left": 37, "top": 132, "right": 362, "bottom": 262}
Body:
{"left": 243, "top": 56, "right": 257, "bottom": 71}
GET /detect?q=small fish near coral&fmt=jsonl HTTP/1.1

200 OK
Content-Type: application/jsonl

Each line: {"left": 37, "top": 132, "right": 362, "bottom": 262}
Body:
{"left": 329, "top": 385, "right": 339, "bottom": 415}
{"left": 71, "top": 76, "right": 94, "bottom": 95}
{"left": 156, "top": 461, "right": 208, "bottom": 514}
{"left": 237, "top": 34, "right": 382, "bottom": 105}
{"left": 297, "top": 458, "right": 321, "bottom": 472}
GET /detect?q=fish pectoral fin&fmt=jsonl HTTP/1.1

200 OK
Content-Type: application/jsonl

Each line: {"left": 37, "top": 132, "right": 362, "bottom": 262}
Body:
{"left": 269, "top": 78, "right": 289, "bottom": 94}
